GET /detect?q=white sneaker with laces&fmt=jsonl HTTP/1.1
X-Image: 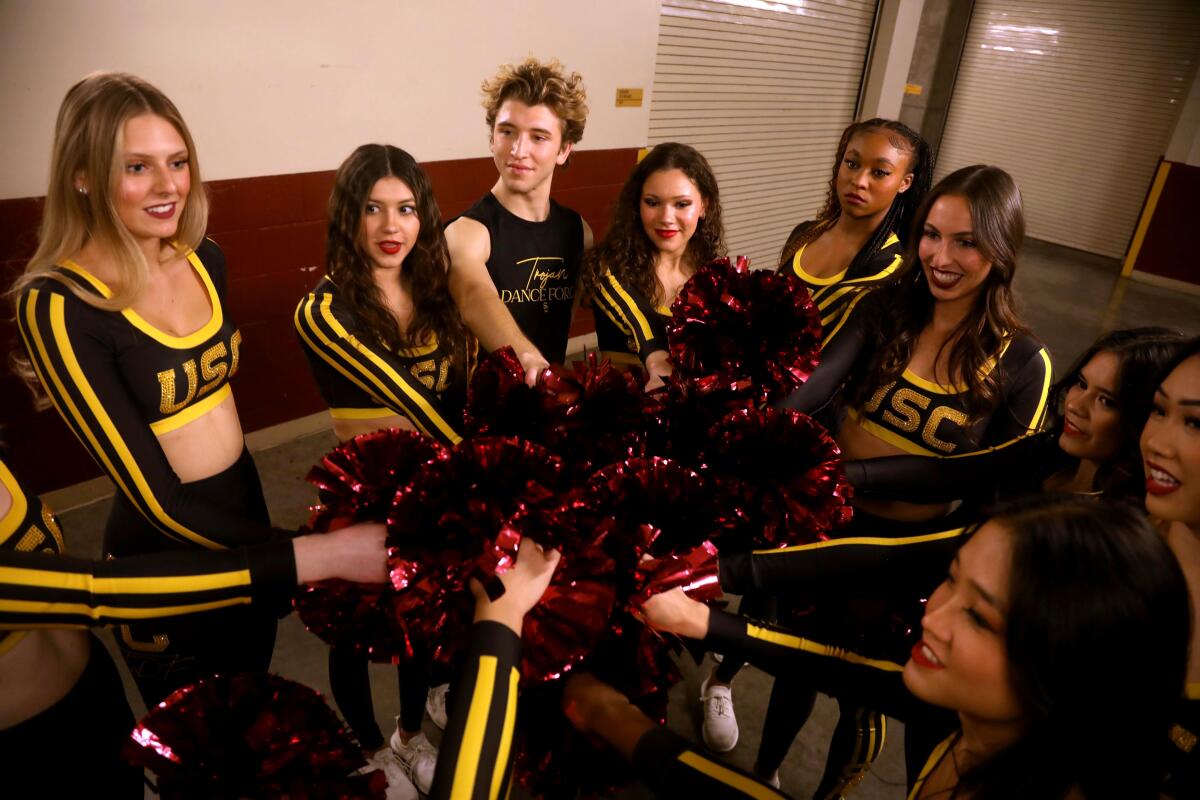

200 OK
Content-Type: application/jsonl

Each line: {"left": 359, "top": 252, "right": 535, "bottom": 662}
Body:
{"left": 357, "top": 748, "right": 418, "bottom": 800}
{"left": 426, "top": 683, "right": 449, "bottom": 730}
{"left": 390, "top": 726, "right": 438, "bottom": 795}
{"left": 699, "top": 675, "right": 738, "bottom": 752}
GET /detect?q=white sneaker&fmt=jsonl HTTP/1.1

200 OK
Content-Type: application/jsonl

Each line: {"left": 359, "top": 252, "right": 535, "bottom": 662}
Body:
{"left": 426, "top": 683, "right": 449, "bottom": 730}
{"left": 357, "top": 748, "right": 418, "bottom": 800}
{"left": 700, "top": 675, "right": 739, "bottom": 752}
{"left": 390, "top": 726, "right": 438, "bottom": 795}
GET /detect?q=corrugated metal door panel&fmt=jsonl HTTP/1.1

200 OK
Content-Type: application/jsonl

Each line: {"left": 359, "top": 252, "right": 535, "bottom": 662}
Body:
{"left": 648, "top": 0, "right": 878, "bottom": 270}
{"left": 936, "top": 0, "right": 1200, "bottom": 258}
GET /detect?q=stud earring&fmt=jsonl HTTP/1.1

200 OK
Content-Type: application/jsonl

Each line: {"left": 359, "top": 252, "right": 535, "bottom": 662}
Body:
{"left": 77, "top": 187, "right": 88, "bottom": 195}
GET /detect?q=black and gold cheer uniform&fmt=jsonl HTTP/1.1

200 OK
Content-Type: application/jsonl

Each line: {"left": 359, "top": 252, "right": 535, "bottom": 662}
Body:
{"left": 778, "top": 221, "right": 904, "bottom": 348}
{"left": 0, "top": 459, "right": 65, "bottom": 658}
{"left": 0, "top": 457, "right": 298, "bottom": 798}
{"left": 781, "top": 292, "right": 1052, "bottom": 456}
{"left": 591, "top": 270, "right": 671, "bottom": 367}
{"left": 16, "top": 238, "right": 286, "bottom": 705}
{"left": 430, "top": 620, "right": 789, "bottom": 800}
{"left": 15, "top": 239, "right": 283, "bottom": 550}
{"left": 294, "top": 275, "right": 472, "bottom": 446}
{"left": 459, "top": 192, "right": 585, "bottom": 364}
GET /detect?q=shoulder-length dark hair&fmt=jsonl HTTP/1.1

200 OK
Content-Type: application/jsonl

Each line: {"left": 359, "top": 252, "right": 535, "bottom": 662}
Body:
{"left": 581, "top": 142, "right": 725, "bottom": 306}
{"left": 957, "top": 494, "right": 1189, "bottom": 799}
{"left": 852, "top": 165, "right": 1026, "bottom": 420}
{"left": 1050, "top": 327, "right": 1185, "bottom": 500}
{"left": 325, "top": 144, "right": 468, "bottom": 360}
{"left": 778, "top": 118, "right": 933, "bottom": 274}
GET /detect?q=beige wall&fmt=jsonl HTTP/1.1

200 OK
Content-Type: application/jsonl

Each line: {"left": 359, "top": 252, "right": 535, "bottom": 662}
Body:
{"left": 1165, "top": 65, "right": 1200, "bottom": 167}
{"left": 0, "top": 0, "right": 662, "bottom": 199}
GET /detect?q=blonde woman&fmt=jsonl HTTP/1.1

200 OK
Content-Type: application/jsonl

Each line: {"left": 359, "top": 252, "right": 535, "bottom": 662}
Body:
{"left": 12, "top": 72, "right": 288, "bottom": 706}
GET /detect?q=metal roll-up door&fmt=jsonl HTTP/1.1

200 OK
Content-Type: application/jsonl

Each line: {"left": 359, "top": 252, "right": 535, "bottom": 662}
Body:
{"left": 936, "top": 0, "right": 1200, "bottom": 259}
{"left": 648, "top": 0, "right": 879, "bottom": 269}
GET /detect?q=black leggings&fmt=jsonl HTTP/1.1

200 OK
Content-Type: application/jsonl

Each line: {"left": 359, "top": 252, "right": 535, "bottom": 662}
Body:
{"left": 328, "top": 646, "right": 431, "bottom": 750}
{"left": 104, "top": 448, "right": 279, "bottom": 707}
{"left": 756, "top": 680, "right": 886, "bottom": 797}
{"left": 1, "top": 635, "right": 142, "bottom": 798}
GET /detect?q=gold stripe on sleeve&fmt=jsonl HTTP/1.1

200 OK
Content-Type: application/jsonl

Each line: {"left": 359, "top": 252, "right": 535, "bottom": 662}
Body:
{"left": 604, "top": 273, "right": 655, "bottom": 342}
{"left": 489, "top": 666, "right": 520, "bottom": 800}
{"left": 450, "top": 654, "right": 498, "bottom": 800}
{"left": 745, "top": 623, "right": 905, "bottom": 672}
{"left": 676, "top": 751, "right": 785, "bottom": 798}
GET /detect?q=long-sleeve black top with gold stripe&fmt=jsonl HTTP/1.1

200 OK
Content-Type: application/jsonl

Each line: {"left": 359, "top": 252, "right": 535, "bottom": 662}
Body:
{"left": 719, "top": 526, "right": 967, "bottom": 601}
{"left": 431, "top": 619, "right": 790, "bottom": 800}
{"left": 15, "top": 240, "right": 283, "bottom": 551}
{"left": 0, "top": 540, "right": 296, "bottom": 631}
{"left": 430, "top": 621, "right": 521, "bottom": 800}
{"left": 777, "top": 221, "right": 904, "bottom": 349}
{"left": 294, "top": 276, "right": 470, "bottom": 446}
{"left": 704, "top": 608, "right": 955, "bottom": 765}
{"left": 0, "top": 458, "right": 66, "bottom": 655}
{"left": 843, "top": 429, "right": 1072, "bottom": 505}
{"left": 590, "top": 270, "right": 671, "bottom": 366}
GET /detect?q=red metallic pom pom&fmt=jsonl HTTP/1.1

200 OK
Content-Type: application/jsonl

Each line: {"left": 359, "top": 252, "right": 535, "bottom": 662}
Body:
{"left": 125, "top": 673, "right": 386, "bottom": 799}
{"left": 295, "top": 429, "right": 448, "bottom": 661}
{"left": 387, "top": 436, "right": 566, "bottom": 666}
{"left": 705, "top": 406, "right": 854, "bottom": 549}
{"left": 466, "top": 347, "right": 650, "bottom": 477}
{"left": 667, "top": 256, "right": 822, "bottom": 407}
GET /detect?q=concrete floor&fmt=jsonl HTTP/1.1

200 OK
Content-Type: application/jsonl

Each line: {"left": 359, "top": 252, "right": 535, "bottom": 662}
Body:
{"left": 53, "top": 240, "right": 1200, "bottom": 799}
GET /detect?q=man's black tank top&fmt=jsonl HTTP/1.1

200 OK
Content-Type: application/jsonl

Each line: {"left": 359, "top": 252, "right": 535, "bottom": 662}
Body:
{"left": 459, "top": 192, "right": 584, "bottom": 363}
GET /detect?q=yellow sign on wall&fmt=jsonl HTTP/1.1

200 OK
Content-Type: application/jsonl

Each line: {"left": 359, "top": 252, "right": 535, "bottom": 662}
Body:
{"left": 616, "top": 88, "right": 644, "bottom": 107}
{"left": 905, "top": 83, "right": 923, "bottom": 95}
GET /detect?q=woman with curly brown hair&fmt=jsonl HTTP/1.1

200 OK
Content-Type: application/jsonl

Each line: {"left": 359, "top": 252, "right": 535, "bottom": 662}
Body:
{"left": 582, "top": 142, "right": 725, "bottom": 389}
{"left": 294, "top": 143, "right": 475, "bottom": 794}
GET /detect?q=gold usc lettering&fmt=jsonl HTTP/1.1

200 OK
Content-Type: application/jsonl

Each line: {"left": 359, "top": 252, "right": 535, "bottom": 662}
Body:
{"left": 157, "top": 330, "right": 242, "bottom": 414}
{"left": 408, "top": 357, "right": 450, "bottom": 393}
{"left": 883, "top": 388, "right": 928, "bottom": 433}
{"left": 923, "top": 406, "right": 970, "bottom": 453}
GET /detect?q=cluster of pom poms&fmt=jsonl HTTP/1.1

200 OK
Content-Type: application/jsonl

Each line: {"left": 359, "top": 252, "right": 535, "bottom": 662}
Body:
{"left": 133, "top": 257, "right": 850, "bottom": 796}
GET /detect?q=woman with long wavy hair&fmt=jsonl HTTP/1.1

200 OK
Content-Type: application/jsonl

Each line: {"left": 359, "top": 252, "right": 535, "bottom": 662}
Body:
{"left": 294, "top": 143, "right": 474, "bottom": 794}
{"left": 582, "top": 142, "right": 724, "bottom": 389}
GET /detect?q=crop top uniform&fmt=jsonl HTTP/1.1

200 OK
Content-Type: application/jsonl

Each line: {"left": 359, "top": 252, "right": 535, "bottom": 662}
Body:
{"left": 590, "top": 270, "right": 672, "bottom": 367}
{"left": 778, "top": 221, "right": 904, "bottom": 349}
{"left": 15, "top": 239, "right": 285, "bottom": 551}
{"left": 781, "top": 291, "right": 1052, "bottom": 458}
{"left": 458, "top": 192, "right": 585, "bottom": 364}
{"left": 294, "top": 275, "right": 473, "bottom": 446}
